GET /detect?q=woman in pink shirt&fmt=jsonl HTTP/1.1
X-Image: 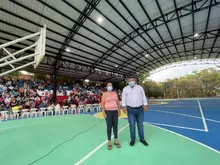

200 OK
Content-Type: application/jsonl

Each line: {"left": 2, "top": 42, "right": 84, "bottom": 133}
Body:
{"left": 101, "top": 83, "right": 121, "bottom": 150}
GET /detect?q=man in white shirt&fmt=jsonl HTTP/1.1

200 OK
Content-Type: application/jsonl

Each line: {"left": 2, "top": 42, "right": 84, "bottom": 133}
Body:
{"left": 122, "top": 77, "right": 148, "bottom": 146}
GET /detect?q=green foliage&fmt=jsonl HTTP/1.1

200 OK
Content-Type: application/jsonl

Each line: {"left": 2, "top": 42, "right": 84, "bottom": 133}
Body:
{"left": 142, "top": 68, "right": 220, "bottom": 98}
{"left": 142, "top": 80, "right": 163, "bottom": 98}
{"left": 139, "top": 72, "right": 149, "bottom": 85}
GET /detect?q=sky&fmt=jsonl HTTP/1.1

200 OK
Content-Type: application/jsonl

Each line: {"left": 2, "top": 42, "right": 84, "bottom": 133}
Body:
{"left": 148, "top": 64, "right": 218, "bottom": 82}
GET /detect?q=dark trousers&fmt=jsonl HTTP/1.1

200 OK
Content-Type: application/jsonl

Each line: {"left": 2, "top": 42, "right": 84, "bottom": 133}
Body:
{"left": 105, "top": 110, "right": 118, "bottom": 141}
{"left": 127, "top": 106, "right": 144, "bottom": 140}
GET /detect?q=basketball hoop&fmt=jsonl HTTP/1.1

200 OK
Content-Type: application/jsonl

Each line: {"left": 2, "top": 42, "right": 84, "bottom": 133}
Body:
{"left": 0, "top": 25, "right": 46, "bottom": 76}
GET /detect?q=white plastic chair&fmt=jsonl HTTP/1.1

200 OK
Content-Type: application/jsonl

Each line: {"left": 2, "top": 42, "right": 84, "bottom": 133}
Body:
{"left": 53, "top": 105, "right": 60, "bottom": 115}
{"left": 21, "top": 109, "right": 29, "bottom": 119}
{"left": 30, "top": 108, "right": 38, "bottom": 118}
{"left": 78, "top": 105, "right": 85, "bottom": 113}
{"left": 98, "top": 103, "right": 102, "bottom": 112}
{"left": 0, "top": 111, "right": 9, "bottom": 121}
{"left": 12, "top": 110, "right": 20, "bottom": 119}
{"left": 93, "top": 104, "right": 99, "bottom": 112}
{"left": 62, "top": 106, "right": 69, "bottom": 115}
{"left": 53, "top": 104, "right": 60, "bottom": 115}
{"left": 70, "top": 104, "right": 77, "bottom": 114}
{"left": 47, "top": 107, "right": 54, "bottom": 116}
{"left": 85, "top": 104, "right": 93, "bottom": 113}
{"left": 39, "top": 108, "right": 47, "bottom": 116}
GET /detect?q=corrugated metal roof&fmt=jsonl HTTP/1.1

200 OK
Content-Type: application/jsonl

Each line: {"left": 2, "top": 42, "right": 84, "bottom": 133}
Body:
{"left": 0, "top": 0, "right": 220, "bottom": 82}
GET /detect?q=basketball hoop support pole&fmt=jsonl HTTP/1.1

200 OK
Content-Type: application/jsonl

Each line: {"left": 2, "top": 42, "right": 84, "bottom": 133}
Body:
{"left": 52, "top": 61, "right": 58, "bottom": 103}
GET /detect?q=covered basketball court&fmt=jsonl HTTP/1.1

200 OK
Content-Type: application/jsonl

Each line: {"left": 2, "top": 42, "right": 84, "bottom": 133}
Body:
{"left": 0, "top": 0, "right": 220, "bottom": 165}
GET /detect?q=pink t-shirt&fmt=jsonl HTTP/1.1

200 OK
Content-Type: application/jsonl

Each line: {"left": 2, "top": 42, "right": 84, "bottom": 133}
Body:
{"left": 104, "top": 92, "right": 118, "bottom": 110}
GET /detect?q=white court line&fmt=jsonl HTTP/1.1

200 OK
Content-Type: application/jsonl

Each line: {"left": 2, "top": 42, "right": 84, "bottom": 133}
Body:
{"left": 149, "top": 110, "right": 220, "bottom": 124}
{"left": 197, "top": 99, "right": 209, "bottom": 132}
{"left": 0, "top": 114, "right": 93, "bottom": 131}
{"left": 0, "top": 116, "right": 75, "bottom": 131}
{"left": 145, "top": 122, "right": 206, "bottom": 132}
{"left": 205, "top": 118, "right": 220, "bottom": 124}
{"left": 74, "top": 124, "right": 129, "bottom": 165}
{"left": 145, "top": 123, "right": 220, "bottom": 154}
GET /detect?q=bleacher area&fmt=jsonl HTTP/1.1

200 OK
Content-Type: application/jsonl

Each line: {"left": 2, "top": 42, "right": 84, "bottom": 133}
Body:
{"left": 0, "top": 76, "right": 109, "bottom": 122}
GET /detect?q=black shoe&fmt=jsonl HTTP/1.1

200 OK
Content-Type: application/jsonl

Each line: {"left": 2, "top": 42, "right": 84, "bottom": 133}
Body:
{"left": 130, "top": 140, "right": 135, "bottom": 146}
{"left": 140, "top": 139, "right": 148, "bottom": 146}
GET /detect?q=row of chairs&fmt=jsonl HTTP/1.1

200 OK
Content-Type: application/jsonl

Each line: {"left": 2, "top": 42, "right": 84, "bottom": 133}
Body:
{"left": 0, "top": 103, "right": 101, "bottom": 121}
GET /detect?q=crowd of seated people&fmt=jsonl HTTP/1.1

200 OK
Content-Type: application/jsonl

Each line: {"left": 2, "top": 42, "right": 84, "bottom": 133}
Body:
{"left": 0, "top": 76, "right": 119, "bottom": 116}
{"left": 0, "top": 76, "right": 52, "bottom": 112}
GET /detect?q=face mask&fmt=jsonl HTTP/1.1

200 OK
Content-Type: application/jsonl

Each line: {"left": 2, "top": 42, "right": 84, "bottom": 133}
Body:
{"left": 107, "top": 86, "right": 113, "bottom": 91}
{"left": 129, "top": 81, "right": 135, "bottom": 87}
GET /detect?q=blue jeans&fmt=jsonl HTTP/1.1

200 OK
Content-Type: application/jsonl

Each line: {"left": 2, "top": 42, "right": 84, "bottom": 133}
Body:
{"left": 127, "top": 106, "right": 144, "bottom": 140}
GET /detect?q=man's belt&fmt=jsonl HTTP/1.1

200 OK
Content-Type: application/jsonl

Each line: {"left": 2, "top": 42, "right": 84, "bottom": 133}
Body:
{"left": 127, "top": 106, "right": 142, "bottom": 109}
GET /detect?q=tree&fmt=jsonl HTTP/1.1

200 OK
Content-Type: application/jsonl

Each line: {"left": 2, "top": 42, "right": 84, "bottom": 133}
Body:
{"left": 142, "top": 80, "right": 163, "bottom": 98}
{"left": 199, "top": 69, "right": 220, "bottom": 96}
{"left": 142, "top": 68, "right": 220, "bottom": 98}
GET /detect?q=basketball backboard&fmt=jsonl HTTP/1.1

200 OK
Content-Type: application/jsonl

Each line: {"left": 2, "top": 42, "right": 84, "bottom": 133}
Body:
{"left": 0, "top": 25, "right": 46, "bottom": 76}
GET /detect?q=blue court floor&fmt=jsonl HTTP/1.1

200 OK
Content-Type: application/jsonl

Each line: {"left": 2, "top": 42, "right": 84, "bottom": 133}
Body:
{"left": 147, "top": 98, "right": 220, "bottom": 152}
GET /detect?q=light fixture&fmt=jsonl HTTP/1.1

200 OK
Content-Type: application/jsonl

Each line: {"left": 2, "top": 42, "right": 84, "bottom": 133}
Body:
{"left": 20, "top": 70, "right": 29, "bottom": 75}
{"left": 115, "top": 65, "right": 118, "bottom": 68}
{"left": 84, "top": 79, "right": 89, "bottom": 82}
{"left": 194, "top": 56, "right": 197, "bottom": 59}
{"left": 20, "top": 70, "right": 34, "bottom": 76}
{"left": 136, "top": 72, "right": 139, "bottom": 75}
{"left": 194, "top": 33, "right": 199, "bottom": 37}
{"left": 145, "top": 54, "right": 149, "bottom": 57}
{"left": 97, "top": 16, "right": 103, "bottom": 24}
{"left": 65, "top": 48, "right": 70, "bottom": 52}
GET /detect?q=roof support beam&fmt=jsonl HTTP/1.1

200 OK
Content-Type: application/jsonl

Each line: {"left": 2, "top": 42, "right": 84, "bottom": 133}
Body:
{"left": 137, "top": 0, "right": 178, "bottom": 63}
{"left": 82, "top": 0, "right": 220, "bottom": 77}
{"left": 150, "top": 58, "right": 220, "bottom": 75}
{"left": 84, "top": 0, "right": 220, "bottom": 77}
{"left": 201, "top": 0, "right": 213, "bottom": 59}
{"left": 120, "top": 27, "right": 220, "bottom": 73}
{"left": 209, "top": 28, "right": 220, "bottom": 58}
{"left": 114, "top": 0, "right": 171, "bottom": 72}
{"left": 130, "top": 46, "right": 220, "bottom": 77}
{"left": 0, "top": 29, "right": 133, "bottom": 74}
{"left": 54, "top": 0, "right": 101, "bottom": 76}
{"left": 81, "top": 0, "right": 163, "bottom": 78}
{"left": 192, "top": 0, "right": 196, "bottom": 59}
{"left": 173, "top": 0, "right": 187, "bottom": 60}
{"left": 0, "top": 40, "right": 130, "bottom": 76}
{"left": 0, "top": 44, "right": 125, "bottom": 81}
{"left": 7, "top": 0, "right": 143, "bottom": 71}
{"left": 117, "top": 0, "right": 170, "bottom": 64}
{"left": 57, "top": 0, "right": 101, "bottom": 56}
{"left": 156, "top": 47, "right": 219, "bottom": 63}
{"left": 0, "top": 20, "right": 136, "bottom": 73}
{"left": 97, "top": 0, "right": 164, "bottom": 67}
{"left": 119, "top": 0, "right": 172, "bottom": 62}
{"left": 37, "top": 0, "right": 148, "bottom": 69}
{"left": 63, "top": 0, "right": 152, "bottom": 70}
{"left": 155, "top": 0, "right": 182, "bottom": 60}
{"left": 2, "top": 21, "right": 219, "bottom": 74}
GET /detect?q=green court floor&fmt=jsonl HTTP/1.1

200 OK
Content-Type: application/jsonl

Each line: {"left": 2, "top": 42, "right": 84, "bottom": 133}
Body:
{"left": 0, "top": 115, "right": 219, "bottom": 165}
